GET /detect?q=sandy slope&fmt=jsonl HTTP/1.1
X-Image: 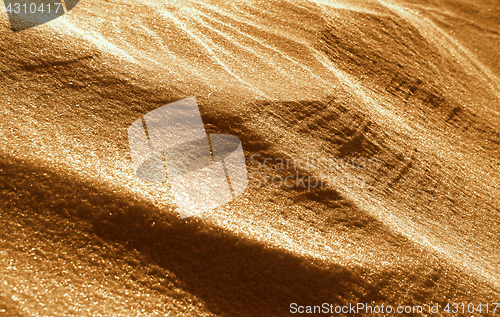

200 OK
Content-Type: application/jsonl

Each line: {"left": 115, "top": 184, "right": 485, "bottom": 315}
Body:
{"left": 1, "top": 0, "right": 500, "bottom": 315}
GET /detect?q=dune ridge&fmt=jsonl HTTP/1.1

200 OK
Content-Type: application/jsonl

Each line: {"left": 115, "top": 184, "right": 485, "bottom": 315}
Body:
{"left": 1, "top": 0, "right": 500, "bottom": 315}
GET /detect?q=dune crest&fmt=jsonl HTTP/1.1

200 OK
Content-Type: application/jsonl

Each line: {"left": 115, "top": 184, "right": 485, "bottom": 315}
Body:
{"left": 1, "top": 0, "right": 500, "bottom": 315}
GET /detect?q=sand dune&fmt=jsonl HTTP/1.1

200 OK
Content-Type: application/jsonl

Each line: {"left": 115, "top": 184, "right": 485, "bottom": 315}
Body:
{"left": 1, "top": 0, "right": 500, "bottom": 315}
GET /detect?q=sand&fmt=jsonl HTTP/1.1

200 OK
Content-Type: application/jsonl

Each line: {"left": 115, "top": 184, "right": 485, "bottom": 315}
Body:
{"left": 1, "top": 0, "right": 499, "bottom": 315}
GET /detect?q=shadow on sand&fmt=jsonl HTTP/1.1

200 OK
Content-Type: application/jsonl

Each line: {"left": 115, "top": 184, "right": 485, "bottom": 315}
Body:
{"left": 0, "top": 155, "right": 405, "bottom": 316}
